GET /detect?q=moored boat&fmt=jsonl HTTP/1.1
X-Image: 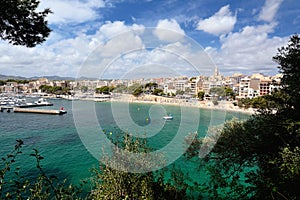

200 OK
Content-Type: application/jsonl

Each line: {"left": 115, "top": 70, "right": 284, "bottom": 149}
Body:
{"left": 163, "top": 114, "right": 173, "bottom": 120}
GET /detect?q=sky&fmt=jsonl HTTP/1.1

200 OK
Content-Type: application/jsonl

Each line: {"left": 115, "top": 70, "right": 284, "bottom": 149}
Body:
{"left": 0, "top": 0, "right": 299, "bottom": 79}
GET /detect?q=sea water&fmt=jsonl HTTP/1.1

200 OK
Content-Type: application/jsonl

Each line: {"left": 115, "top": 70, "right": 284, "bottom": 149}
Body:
{"left": 0, "top": 99, "right": 249, "bottom": 195}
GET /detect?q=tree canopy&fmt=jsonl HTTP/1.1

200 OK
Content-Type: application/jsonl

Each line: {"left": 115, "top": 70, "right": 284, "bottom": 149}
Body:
{"left": 185, "top": 34, "right": 300, "bottom": 199}
{"left": 95, "top": 86, "right": 114, "bottom": 94}
{"left": 0, "top": 0, "right": 52, "bottom": 47}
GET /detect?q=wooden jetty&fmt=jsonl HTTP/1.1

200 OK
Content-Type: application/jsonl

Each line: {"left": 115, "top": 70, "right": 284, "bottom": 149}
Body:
{"left": 13, "top": 108, "right": 67, "bottom": 115}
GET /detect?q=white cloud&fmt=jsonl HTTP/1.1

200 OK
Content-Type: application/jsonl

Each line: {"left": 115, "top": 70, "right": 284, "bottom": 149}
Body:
{"left": 39, "top": 0, "right": 105, "bottom": 24}
{"left": 99, "top": 21, "right": 145, "bottom": 39}
{"left": 206, "top": 23, "right": 289, "bottom": 74}
{"left": 153, "top": 19, "right": 185, "bottom": 42}
{"left": 258, "top": 0, "right": 284, "bottom": 22}
{"left": 196, "top": 5, "right": 236, "bottom": 36}
{"left": 0, "top": 21, "right": 146, "bottom": 78}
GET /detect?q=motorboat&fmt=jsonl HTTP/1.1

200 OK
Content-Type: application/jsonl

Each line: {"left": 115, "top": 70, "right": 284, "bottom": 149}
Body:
{"left": 163, "top": 114, "right": 173, "bottom": 120}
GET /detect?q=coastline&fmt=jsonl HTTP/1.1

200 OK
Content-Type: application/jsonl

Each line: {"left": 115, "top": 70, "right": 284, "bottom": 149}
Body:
{"left": 110, "top": 94, "right": 256, "bottom": 115}
{"left": 42, "top": 93, "right": 255, "bottom": 115}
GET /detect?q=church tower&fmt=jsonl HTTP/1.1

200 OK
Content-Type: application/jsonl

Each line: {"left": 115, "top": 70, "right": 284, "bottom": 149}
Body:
{"left": 214, "top": 67, "right": 220, "bottom": 77}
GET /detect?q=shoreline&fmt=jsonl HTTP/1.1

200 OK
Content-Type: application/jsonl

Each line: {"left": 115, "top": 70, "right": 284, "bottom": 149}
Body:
{"left": 38, "top": 93, "right": 256, "bottom": 115}
{"left": 110, "top": 94, "right": 256, "bottom": 115}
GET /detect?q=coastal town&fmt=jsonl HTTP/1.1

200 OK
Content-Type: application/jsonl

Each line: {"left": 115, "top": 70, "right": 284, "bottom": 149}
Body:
{"left": 0, "top": 67, "right": 281, "bottom": 99}
{"left": 0, "top": 67, "right": 282, "bottom": 114}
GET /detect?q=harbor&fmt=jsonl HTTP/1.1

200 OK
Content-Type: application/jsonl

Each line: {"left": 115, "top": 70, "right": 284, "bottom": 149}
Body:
{"left": 13, "top": 107, "right": 67, "bottom": 115}
{"left": 0, "top": 96, "right": 65, "bottom": 115}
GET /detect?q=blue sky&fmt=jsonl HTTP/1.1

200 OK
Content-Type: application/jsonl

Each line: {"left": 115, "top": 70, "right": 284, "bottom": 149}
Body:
{"left": 0, "top": 0, "right": 299, "bottom": 78}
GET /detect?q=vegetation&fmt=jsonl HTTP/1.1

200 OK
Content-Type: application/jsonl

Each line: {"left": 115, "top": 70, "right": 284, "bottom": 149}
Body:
{"left": 152, "top": 88, "right": 164, "bottom": 96}
{"left": 113, "top": 84, "right": 128, "bottom": 93}
{"left": 95, "top": 86, "right": 115, "bottom": 94}
{"left": 1, "top": 135, "right": 188, "bottom": 199}
{"left": 90, "top": 133, "right": 187, "bottom": 199}
{"left": 39, "top": 85, "right": 70, "bottom": 95}
{"left": 0, "top": 140, "right": 83, "bottom": 199}
{"left": 209, "top": 86, "right": 235, "bottom": 100}
{"left": 212, "top": 99, "right": 218, "bottom": 106}
{"left": 0, "top": 0, "right": 52, "bottom": 47}
{"left": 175, "top": 90, "right": 185, "bottom": 95}
{"left": 197, "top": 91, "right": 205, "bottom": 100}
{"left": 80, "top": 86, "right": 88, "bottom": 93}
{"left": 0, "top": 79, "right": 31, "bottom": 85}
{"left": 186, "top": 34, "right": 300, "bottom": 199}
{"left": 132, "top": 85, "right": 144, "bottom": 97}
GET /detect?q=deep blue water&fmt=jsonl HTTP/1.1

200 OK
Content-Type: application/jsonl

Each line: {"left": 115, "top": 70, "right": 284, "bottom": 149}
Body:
{"left": 0, "top": 99, "right": 249, "bottom": 194}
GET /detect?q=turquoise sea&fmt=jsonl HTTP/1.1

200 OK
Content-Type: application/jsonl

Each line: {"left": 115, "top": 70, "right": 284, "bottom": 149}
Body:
{"left": 0, "top": 99, "right": 249, "bottom": 195}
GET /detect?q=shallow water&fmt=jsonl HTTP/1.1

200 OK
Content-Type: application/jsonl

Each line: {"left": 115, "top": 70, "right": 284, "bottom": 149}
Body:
{"left": 0, "top": 99, "right": 249, "bottom": 194}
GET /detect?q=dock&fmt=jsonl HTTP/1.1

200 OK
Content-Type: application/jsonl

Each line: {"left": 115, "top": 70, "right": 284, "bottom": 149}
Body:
{"left": 0, "top": 106, "right": 14, "bottom": 112}
{"left": 13, "top": 108, "right": 67, "bottom": 115}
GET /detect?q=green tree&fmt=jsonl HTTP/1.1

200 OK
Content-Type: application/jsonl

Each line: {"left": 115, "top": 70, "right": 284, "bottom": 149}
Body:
{"left": 186, "top": 34, "right": 300, "bottom": 199}
{"left": 197, "top": 91, "right": 205, "bottom": 100}
{"left": 132, "top": 86, "right": 143, "bottom": 97}
{"left": 0, "top": 0, "right": 52, "bottom": 47}
{"left": 113, "top": 84, "right": 128, "bottom": 93}
{"left": 95, "top": 86, "right": 114, "bottom": 94}
{"left": 175, "top": 90, "right": 184, "bottom": 95}
{"left": 90, "top": 133, "right": 187, "bottom": 199}
{"left": 39, "top": 85, "right": 51, "bottom": 93}
{"left": 273, "top": 34, "right": 300, "bottom": 118}
{"left": 144, "top": 82, "right": 158, "bottom": 93}
{"left": 0, "top": 140, "right": 84, "bottom": 199}
{"left": 209, "top": 87, "right": 226, "bottom": 97}
{"left": 225, "top": 87, "right": 235, "bottom": 99}
{"left": 80, "top": 86, "right": 88, "bottom": 93}
{"left": 152, "top": 88, "right": 164, "bottom": 96}
{"left": 128, "top": 83, "right": 142, "bottom": 94}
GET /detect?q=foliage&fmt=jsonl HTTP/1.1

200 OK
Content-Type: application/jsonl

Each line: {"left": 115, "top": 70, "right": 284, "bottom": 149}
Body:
{"left": 132, "top": 85, "right": 143, "bottom": 97}
{"left": 209, "top": 87, "right": 225, "bottom": 97}
{"left": 238, "top": 92, "right": 285, "bottom": 111}
{"left": 277, "top": 146, "right": 300, "bottom": 180}
{"left": 209, "top": 87, "right": 235, "bottom": 100}
{"left": 144, "top": 82, "right": 158, "bottom": 91}
{"left": 90, "top": 133, "right": 187, "bottom": 199}
{"left": 39, "top": 85, "right": 70, "bottom": 95}
{"left": 0, "top": 140, "right": 84, "bottom": 199}
{"left": 212, "top": 99, "right": 218, "bottom": 106}
{"left": 113, "top": 84, "right": 128, "bottom": 93}
{"left": 1, "top": 136, "right": 189, "bottom": 199}
{"left": 128, "top": 83, "right": 142, "bottom": 93}
{"left": 273, "top": 34, "right": 300, "bottom": 118}
{"left": 95, "top": 86, "right": 114, "bottom": 94}
{"left": 185, "top": 34, "right": 300, "bottom": 199}
{"left": 5, "top": 79, "right": 30, "bottom": 84}
{"left": 152, "top": 88, "right": 164, "bottom": 96}
{"left": 80, "top": 86, "right": 88, "bottom": 93}
{"left": 197, "top": 91, "right": 205, "bottom": 100}
{"left": 175, "top": 90, "right": 184, "bottom": 95}
{"left": 225, "top": 87, "right": 235, "bottom": 99}
{"left": 0, "top": 0, "right": 52, "bottom": 47}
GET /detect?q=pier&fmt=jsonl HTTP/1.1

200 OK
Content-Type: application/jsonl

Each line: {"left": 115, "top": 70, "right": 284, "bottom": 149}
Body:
{"left": 13, "top": 108, "right": 67, "bottom": 115}
{"left": 0, "top": 106, "right": 14, "bottom": 112}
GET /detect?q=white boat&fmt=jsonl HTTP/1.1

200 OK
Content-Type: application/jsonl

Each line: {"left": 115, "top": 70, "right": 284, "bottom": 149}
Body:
{"left": 18, "top": 98, "right": 53, "bottom": 108}
{"left": 163, "top": 114, "right": 173, "bottom": 120}
{"left": 34, "top": 98, "right": 53, "bottom": 106}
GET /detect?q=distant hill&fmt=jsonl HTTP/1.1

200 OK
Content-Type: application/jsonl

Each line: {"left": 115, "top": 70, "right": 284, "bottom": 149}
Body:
{"left": 0, "top": 74, "right": 28, "bottom": 80}
{"left": 0, "top": 74, "right": 75, "bottom": 81}
{"left": 30, "top": 75, "right": 75, "bottom": 81}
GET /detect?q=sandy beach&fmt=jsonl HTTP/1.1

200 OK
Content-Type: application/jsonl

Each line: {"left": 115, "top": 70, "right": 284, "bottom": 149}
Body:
{"left": 111, "top": 94, "right": 256, "bottom": 115}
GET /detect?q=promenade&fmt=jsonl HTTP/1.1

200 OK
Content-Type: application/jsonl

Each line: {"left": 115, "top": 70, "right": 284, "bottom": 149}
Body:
{"left": 111, "top": 94, "right": 256, "bottom": 115}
